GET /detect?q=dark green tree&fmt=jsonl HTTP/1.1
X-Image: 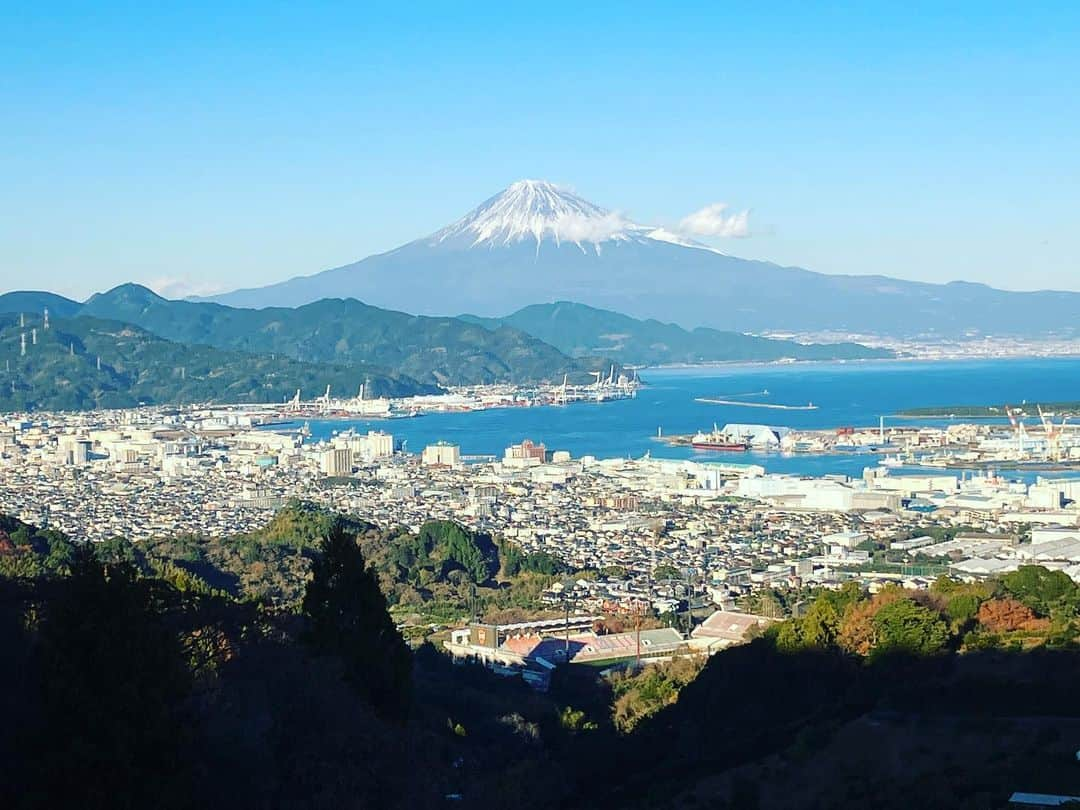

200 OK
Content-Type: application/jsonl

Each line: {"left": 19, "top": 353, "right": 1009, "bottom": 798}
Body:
{"left": 497, "top": 537, "right": 525, "bottom": 577}
{"left": 418, "top": 520, "right": 498, "bottom": 584}
{"left": 39, "top": 531, "right": 77, "bottom": 574}
{"left": 19, "top": 544, "right": 193, "bottom": 809}
{"left": 302, "top": 524, "right": 412, "bottom": 721}
{"left": 800, "top": 598, "right": 841, "bottom": 648}
{"left": 653, "top": 563, "right": 682, "bottom": 582}
{"left": 1003, "top": 565, "right": 1080, "bottom": 618}
{"left": 521, "top": 551, "right": 565, "bottom": 576}
{"left": 95, "top": 535, "right": 143, "bottom": 568}
{"left": 870, "top": 597, "right": 948, "bottom": 659}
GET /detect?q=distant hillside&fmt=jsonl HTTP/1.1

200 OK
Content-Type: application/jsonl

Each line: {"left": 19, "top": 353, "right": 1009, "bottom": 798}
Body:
{"left": 463, "top": 301, "right": 890, "bottom": 365}
{"left": 79, "top": 284, "right": 607, "bottom": 386}
{"left": 0, "top": 291, "right": 82, "bottom": 319}
{"left": 0, "top": 314, "right": 434, "bottom": 412}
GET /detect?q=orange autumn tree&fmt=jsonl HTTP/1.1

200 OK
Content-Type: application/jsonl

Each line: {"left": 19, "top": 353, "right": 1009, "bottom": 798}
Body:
{"left": 836, "top": 588, "right": 905, "bottom": 656}
{"left": 976, "top": 597, "right": 1050, "bottom": 633}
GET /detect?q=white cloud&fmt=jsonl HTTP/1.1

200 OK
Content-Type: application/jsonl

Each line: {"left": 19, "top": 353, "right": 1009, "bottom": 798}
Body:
{"left": 678, "top": 203, "right": 751, "bottom": 238}
{"left": 553, "top": 211, "right": 632, "bottom": 243}
{"left": 145, "top": 275, "right": 227, "bottom": 300}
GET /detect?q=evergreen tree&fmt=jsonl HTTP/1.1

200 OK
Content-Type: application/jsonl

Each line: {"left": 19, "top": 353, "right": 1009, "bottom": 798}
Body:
{"left": 18, "top": 545, "right": 193, "bottom": 809}
{"left": 302, "top": 524, "right": 412, "bottom": 721}
{"left": 870, "top": 597, "right": 948, "bottom": 659}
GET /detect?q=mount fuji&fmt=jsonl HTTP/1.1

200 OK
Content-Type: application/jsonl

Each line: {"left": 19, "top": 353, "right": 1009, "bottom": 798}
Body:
{"left": 209, "top": 180, "right": 1080, "bottom": 338}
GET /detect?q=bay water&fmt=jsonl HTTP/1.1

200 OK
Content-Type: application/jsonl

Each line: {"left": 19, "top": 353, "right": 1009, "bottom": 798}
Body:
{"left": 296, "top": 358, "right": 1080, "bottom": 482}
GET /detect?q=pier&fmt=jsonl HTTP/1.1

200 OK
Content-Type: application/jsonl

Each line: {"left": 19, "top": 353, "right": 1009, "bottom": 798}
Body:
{"left": 694, "top": 398, "right": 819, "bottom": 411}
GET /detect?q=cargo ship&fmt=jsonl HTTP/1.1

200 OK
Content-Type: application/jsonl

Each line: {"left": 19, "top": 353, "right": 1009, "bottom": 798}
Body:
{"left": 690, "top": 425, "right": 750, "bottom": 452}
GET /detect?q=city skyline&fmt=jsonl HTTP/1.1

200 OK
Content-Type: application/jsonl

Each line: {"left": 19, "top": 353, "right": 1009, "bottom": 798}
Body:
{"left": 3, "top": 3, "right": 1079, "bottom": 299}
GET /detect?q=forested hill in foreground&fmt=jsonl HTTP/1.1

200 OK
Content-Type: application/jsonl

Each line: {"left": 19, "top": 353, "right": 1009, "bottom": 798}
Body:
{"left": 78, "top": 284, "right": 609, "bottom": 386}
{"left": 4, "top": 506, "right": 1080, "bottom": 809}
{"left": 0, "top": 314, "right": 435, "bottom": 411}
{"left": 464, "top": 301, "right": 891, "bottom": 366}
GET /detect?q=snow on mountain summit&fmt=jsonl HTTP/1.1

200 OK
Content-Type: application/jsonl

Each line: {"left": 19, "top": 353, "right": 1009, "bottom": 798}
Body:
{"left": 430, "top": 179, "right": 652, "bottom": 250}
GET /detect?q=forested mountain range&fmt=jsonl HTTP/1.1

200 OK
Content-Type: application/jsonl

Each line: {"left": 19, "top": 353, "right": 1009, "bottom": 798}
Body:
{"left": 0, "top": 284, "right": 887, "bottom": 413}
{"left": 0, "top": 314, "right": 434, "bottom": 411}
{"left": 77, "top": 284, "right": 604, "bottom": 386}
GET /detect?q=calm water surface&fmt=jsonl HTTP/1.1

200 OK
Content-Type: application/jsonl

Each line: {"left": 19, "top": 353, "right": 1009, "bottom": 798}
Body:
{"left": 292, "top": 358, "right": 1080, "bottom": 483}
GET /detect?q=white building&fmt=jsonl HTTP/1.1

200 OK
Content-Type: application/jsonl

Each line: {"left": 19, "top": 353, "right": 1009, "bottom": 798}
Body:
{"left": 346, "top": 430, "right": 394, "bottom": 461}
{"left": 821, "top": 531, "right": 868, "bottom": 550}
{"left": 422, "top": 441, "right": 461, "bottom": 468}
{"left": 321, "top": 447, "right": 352, "bottom": 477}
{"left": 57, "top": 435, "right": 91, "bottom": 465}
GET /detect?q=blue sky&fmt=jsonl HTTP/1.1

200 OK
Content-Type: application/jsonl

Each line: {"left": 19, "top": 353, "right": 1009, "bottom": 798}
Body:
{"left": 2, "top": 2, "right": 1078, "bottom": 299}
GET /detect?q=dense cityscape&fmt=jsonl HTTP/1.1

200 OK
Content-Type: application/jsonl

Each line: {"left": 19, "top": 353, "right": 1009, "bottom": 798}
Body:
{"left": 5, "top": 398, "right": 1080, "bottom": 611}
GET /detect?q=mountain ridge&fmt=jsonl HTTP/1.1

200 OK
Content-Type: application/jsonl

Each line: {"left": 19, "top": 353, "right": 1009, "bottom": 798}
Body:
{"left": 0, "top": 285, "right": 887, "bottom": 396}
{"left": 79, "top": 283, "right": 610, "bottom": 386}
{"left": 462, "top": 301, "right": 891, "bottom": 365}
{"left": 204, "top": 180, "right": 1080, "bottom": 338}
{"left": 0, "top": 313, "right": 434, "bottom": 411}
{"left": 0, "top": 290, "right": 82, "bottom": 319}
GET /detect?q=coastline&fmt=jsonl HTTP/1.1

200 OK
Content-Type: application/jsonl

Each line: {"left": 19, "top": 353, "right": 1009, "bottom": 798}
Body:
{"left": 642, "top": 352, "right": 1080, "bottom": 373}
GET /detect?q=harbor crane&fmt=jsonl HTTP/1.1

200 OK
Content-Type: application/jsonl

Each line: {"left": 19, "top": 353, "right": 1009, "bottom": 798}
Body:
{"left": 554, "top": 373, "right": 568, "bottom": 405}
{"left": 1004, "top": 405, "right": 1029, "bottom": 457}
{"left": 356, "top": 379, "right": 374, "bottom": 403}
{"left": 1037, "top": 405, "right": 1070, "bottom": 462}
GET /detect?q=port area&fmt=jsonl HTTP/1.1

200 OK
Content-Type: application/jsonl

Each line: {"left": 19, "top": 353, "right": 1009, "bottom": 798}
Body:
{"left": 655, "top": 421, "right": 1080, "bottom": 472}
{"left": 263, "top": 377, "right": 641, "bottom": 421}
{"left": 656, "top": 430, "right": 872, "bottom": 452}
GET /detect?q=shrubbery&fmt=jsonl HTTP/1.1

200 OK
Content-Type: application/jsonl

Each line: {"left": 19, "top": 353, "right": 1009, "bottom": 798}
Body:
{"left": 769, "top": 566, "right": 1079, "bottom": 659}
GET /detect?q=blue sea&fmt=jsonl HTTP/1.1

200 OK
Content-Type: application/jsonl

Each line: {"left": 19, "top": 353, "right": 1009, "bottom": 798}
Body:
{"left": 295, "top": 358, "right": 1080, "bottom": 483}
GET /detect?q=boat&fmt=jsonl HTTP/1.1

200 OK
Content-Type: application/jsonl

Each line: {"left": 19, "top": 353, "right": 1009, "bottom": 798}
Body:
{"left": 690, "top": 425, "right": 750, "bottom": 452}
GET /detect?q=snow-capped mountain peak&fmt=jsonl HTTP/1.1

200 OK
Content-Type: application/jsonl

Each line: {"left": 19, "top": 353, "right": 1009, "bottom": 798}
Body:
{"left": 430, "top": 179, "right": 650, "bottom": 250}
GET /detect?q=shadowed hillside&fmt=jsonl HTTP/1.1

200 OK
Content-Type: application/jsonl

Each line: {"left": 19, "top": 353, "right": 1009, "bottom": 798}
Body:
{"left": 5, "top": 509, "right": 1080, "bottom": 810}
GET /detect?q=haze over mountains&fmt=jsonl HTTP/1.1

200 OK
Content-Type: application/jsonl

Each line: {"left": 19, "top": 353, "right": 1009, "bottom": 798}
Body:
{"left": 208, "top": 180, "right": 1080, "bottom": 338}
